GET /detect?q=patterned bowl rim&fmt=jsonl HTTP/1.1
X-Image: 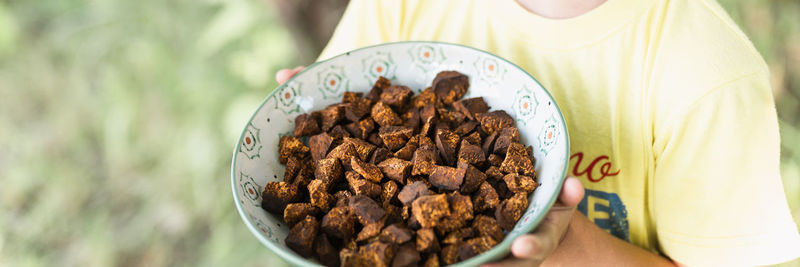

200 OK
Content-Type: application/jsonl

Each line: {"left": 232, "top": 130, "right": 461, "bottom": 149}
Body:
{"left": 231, "top": 41, "right": 570, "bottom": 267}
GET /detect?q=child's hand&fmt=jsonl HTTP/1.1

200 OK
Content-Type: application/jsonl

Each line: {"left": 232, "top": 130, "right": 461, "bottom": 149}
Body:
{"left": 276, "top": 66, "right": 305, "bottom": 84}
{"left": 482, "top": 177, "right": 585, "bottom": 267}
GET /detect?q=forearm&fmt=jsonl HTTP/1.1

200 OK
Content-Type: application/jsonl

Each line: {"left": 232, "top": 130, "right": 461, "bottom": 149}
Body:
{"left": 542, "top": 211, "right": 676, "bottom": 267}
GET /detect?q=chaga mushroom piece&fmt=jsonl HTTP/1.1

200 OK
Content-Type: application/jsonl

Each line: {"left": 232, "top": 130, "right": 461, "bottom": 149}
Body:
{"left": 463, "top": 131, "right": 482, "bottom": 146}
{"left": 346, "top": 171, "right": 382, "bottom": 198}
{"left": 435, "top": 128, "right": 461, "bottom": 165}
{"left": 314, "top": 158, "right": 343, "bottom": 189}
{"left": 371, "top": 101, "right": 403, "bottom": 127}
{"left": 402, "top": 107, "right": 421, "bottom": 133}
{"left": 379, "top": 223, "right": 413, "bottom": 244}
{"left": 279, "top": 136, "right": 310, "bottom": 164}
{"left": 458, "top": 236, "right": 497, "bottom": 261}
{"left": 284, "top": 203, "right": 320, "bottom": 228}
{"left": 349, "top": 195, "right": 387, "bottom": 224}
{"left": 342, "top": 91, "right": 364, "bottom": 103}
{"left": 378, "top": 125, "right": 414, "bottom": 151}
{"left": 261, "top": 181, "right": 302, "bottom": 214}
{"left": 321, "top": 206, "right": 357, "bottom": 240}
{"left": 423, "top": 254, "right": 440, "bottom": 267}
{"left": 380, "top": 85, "right": 414, "bottom": 107}
{"left": 441, "top": 227, "right": 475, "bottom": 245}
{"left": 459, "top": 164, "right": 487, "bottom": 194}
{"left": 453, "top": 97, "right": 489, "bottom": 120}
{"left": 487, "top": 154, "right": 504, "bottom": 167}
{"left": 458, "top": 139, "right": 486, "bottom": 167}
{"left": 485, "top": 166, "right": 504, "bottom": 180}
{"left": 416, "top": 228, "right": 440, "bottom": 253}
{"left": 328, "top": 124, "right": 351, "bottom": 139}
{"left": 367, "top": 76, "right": 392, "bottom": 103}
{"left": 381, "top": 180, "right": 400, "bottom": 205}
{"left": 392, "top": 243, "right": 422, "bottom": 267}
{"left": 495, "top": 192, "right": 529, "bottom": 231}
{"left": 412, "top": 87, "right": 437, "bottom": 108}
{"left": 360, "top": 241, "right": 397, "bottom": 267}
{"left": 327, "top": 142, "right": 359, "bottom": 169}
{"left": 283, "top": 156, "right": 311, "bottom": 184}
{"left": 440, "top": 243, "right": 461, "bottom": 265}
{"left": 411, "top": 145, "right": 437, "bottom": 176}
{"left": 314, "top": 233, "right": 340, "bottom": 267}
{"left": 429, "top": 165, "right": 465, "bottom": 191}
{"left": 309, "top": 132, "right": 335, "bottom": 161}
{"left": 370, "top": 147, "right": 391, "bottom": 165}
{"left": 345, "top": 97, "right": 373, "bottom": 122}
{"left": 398, "top": 181, "right": 433, "bottom": 206}
{"left": 346, "top": 118, "right": 376, "bottom": 140}
{"left": 343, "top": 137, "right": 377, "bottom": 162}
{"left": 472, "top": 181, "right": 500, "bottom": 212}
{"left": 377, "top": 157, "right": 412, "bottom": 184}
{"left": 351, "top": 157, "right": 384, "bottom": 183}
{"left": 500, "top": 143, "right": 536, "bottom": 177}
{"left": 333, "top": 190, "right": 354, "bottom": 207}
{"left": 453, "top": 120, "right": 479, "bottom": 137}
{"left": 293, "top": 113, "right": 321, "bottom": 137}
{"left": 493, "top": 127, "right": 521, "bottom": 155}
{"left": 394, "top": 135, "right": 418, "bottom": 161}
{"left": 308, "top": 179, "right": 334, "bottom": 212}
{"left": 285, "top": 215, "right": 319, "bottom": 258}
{"left": 502, "top": 173, "right": 538, "bottom": 194}
{"left": 357, "top": 220, "right": 386, "bottom": 242}
{"left": 411, "top": 194, "right": 450, "bottom": 228}
{"left": 320, "top": 103, "right": 347, "bottom": 131}
{"left": 472, "top": 215, "right": 504, "bottom": 243}
{"left": 475, "top": 110, "right": 515, "bottom": 135}
{"left": 437, "top": 192, "right": 474, "bottom": 233}
{"left": 432, "top": 71, "right": 469, "bottom": 104}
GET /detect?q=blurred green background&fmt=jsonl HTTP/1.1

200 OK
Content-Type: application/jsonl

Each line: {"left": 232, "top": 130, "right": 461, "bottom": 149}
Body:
{"left": 0, "top": 0, "right": 797, "bottom": 266}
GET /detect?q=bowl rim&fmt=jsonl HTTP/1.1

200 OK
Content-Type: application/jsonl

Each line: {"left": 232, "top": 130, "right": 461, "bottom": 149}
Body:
{"left": 231, "top": 41, "right": 570, "bottom": 267}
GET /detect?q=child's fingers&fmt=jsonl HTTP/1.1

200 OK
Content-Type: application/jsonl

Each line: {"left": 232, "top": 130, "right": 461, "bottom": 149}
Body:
{"left": 275, "top": 66, "right": 305, "bottom": 84}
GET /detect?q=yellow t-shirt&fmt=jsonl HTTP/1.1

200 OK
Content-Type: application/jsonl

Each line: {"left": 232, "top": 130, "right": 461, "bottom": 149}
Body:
{"left": 318, "top": 0, "right": 800, "bottom": 265}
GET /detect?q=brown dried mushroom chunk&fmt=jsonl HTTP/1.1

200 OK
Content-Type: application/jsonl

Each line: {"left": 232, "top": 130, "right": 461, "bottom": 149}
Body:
{"left": 378, "top": 157, "right": 412, "bottom": 184}
{"left": 432, "top": 71, "right": 469, "bottom": 104}
{"left": 411, "top": 194, "right": 450, "bottom": 228}
{"left": 285, "top": 215, "right": 319, "bottom": 258}
{"left": 495, "top": 192, "right": 529, "bottom": 231}
{"left": 284, "top": 203, "right": 320, "bottom": 228}
{"left": 261, "top": 181, "right": 301, "bottom": 214}
{"left": 321, "top": 206, "right": 357, "bottom": 240}
{"left": 398, "top": 181, "right": 433, "bottom": 206}
{"left": 380, "top": 85, "right": 413, "bottom": 107}
{"left": 314, "top": 233, "right": 340, "bottom": 267}
{"left": 351, "top": 157, "right": 384, "bottom": 183}
{"left": 453, "top": 97, "right": 489, "bottom": 120}
{"left": 279, "top": 136, "right": 309, "bottom": 164}
{"left": 349, "top": 195, "right": 387, "bottom": 224}
{"left": 293, "top": 113, "right": 321, "bottom": 137}
{"left": 429, "top": 165, "right": 465, "bottom": 191}
{"left": 500, "top": 143, "right": 536, "bottom": 177}
{"left": 475, "top": 110, "right": 514, "bottom": 135}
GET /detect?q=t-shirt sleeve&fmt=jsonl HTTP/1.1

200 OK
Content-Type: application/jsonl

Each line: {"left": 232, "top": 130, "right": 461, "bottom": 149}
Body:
{"left": 652, "top": 71, "right": 800, "bottom": 266}
{"left": 316, "top": 0, "right": 405, "bottom": 61}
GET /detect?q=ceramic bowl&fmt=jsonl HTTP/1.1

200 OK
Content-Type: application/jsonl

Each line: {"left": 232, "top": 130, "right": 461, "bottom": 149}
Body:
{"left": 231, "top": 41, "right": 569, "bottom": 266}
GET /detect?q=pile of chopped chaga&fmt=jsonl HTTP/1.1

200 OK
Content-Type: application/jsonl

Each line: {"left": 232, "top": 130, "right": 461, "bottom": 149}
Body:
{"left": 263, "top": 70, "right": 539, "bottom": 267}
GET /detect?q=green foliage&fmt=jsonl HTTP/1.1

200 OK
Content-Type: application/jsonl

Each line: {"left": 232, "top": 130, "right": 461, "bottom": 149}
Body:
{"left": 0, "top": 0, "right": 294, "bottom": 266}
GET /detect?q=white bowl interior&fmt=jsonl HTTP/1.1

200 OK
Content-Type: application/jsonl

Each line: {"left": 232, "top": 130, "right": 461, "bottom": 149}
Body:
{"left": 232, "top": 42, "right": 569, "bottom": 266}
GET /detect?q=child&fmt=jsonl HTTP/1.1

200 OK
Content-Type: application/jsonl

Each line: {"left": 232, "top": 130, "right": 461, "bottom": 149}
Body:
{"left": 276, "top": 0, "right": 800, "bottom": 265}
